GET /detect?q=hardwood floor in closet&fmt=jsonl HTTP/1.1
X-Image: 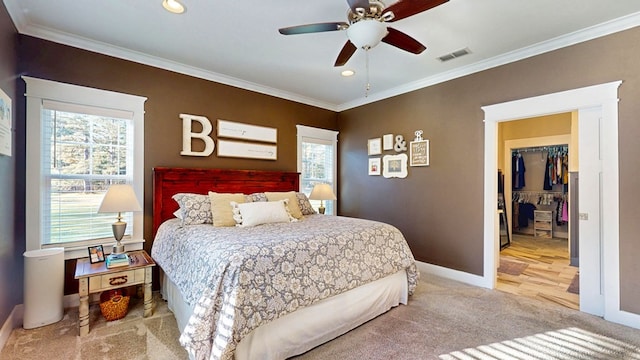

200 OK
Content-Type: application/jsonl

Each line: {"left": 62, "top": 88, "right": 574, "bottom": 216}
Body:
{"left": 497, "top": 234, "right": 579, "bottom": 310}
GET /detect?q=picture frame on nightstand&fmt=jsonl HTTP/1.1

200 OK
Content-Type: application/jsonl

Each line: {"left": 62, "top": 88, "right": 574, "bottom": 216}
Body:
{"left": 88, "top": 245, "right": 105, "bottom": 263}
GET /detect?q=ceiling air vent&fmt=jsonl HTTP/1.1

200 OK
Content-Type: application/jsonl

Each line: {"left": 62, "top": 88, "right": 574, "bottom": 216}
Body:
{"left": 437, "top": 48, "right": 471, "bottom": 62}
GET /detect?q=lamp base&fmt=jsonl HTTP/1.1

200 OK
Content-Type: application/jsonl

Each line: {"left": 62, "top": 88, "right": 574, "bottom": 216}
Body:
{"left": 318, "top": 206, "right": 326, "bottom": 215}
{"left": 112, "top": 220, "right": 127, "bottom": 254}
{"left": 112, "top": 241, "right": 125, "bottom": 254}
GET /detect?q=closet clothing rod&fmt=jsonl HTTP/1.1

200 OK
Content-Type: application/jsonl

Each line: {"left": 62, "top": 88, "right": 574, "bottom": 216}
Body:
{"left": 512, "top": 190, "right": 564, "bottom": 194}
{"left": 512, "top": 145, "right": 568, "bottom": 153}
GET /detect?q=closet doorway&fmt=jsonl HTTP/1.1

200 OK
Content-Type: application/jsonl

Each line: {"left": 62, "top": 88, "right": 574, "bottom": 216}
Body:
{"left": 499, "top": 131, "right": 578, "bottom": 309}
{"left": 483, "top": 81, "right": 623, "bottom": 322}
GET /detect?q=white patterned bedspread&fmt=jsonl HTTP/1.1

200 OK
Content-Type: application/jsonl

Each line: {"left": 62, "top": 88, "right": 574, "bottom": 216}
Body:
{"left": 151, "top": 214, "right": 418, "bottom": 360}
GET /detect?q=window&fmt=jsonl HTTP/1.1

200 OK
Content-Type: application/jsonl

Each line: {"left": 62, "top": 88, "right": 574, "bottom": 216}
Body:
{"left": 24, "top": 77, "right": 146, "bottom": 259}
{"left": 296, "top": 125, "right": 338, "bottom": 215}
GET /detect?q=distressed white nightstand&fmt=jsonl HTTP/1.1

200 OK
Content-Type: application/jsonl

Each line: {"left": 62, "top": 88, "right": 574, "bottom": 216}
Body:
{"left": 73, "top": 250, "right": 155, "bottom": 336}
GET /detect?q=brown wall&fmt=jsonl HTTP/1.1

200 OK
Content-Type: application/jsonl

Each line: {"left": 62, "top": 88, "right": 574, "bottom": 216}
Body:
{"left": 16, "top": 35, "right": 338, "bottom": 294}
{"left": 0, "top": 3, "right": 18, "bottom": 328}
{"left": 338, "top": 26, "right": 640, "bottom": 315}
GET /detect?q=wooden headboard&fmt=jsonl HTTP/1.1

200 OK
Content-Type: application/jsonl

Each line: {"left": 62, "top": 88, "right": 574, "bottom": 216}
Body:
{"left": 152, "top": 167, "right": 299, "bottom": 237}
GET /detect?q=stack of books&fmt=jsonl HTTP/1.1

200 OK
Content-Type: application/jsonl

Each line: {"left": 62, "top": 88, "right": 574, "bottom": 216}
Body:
{"left": 106, "top": 253, "right": 130, "bottom": 269}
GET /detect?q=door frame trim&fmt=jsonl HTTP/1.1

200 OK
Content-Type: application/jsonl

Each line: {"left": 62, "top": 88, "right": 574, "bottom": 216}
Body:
{"left": 480, "top": 81, "right": 640, "bottom": 328}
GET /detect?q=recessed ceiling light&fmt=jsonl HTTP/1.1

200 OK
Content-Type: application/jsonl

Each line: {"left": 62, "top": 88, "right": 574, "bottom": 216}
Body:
{"left": 163, "top": 0, "right": 185, "bottom": 14}
{"left": 341, "top": 70, "right": 355, "bottom": 77}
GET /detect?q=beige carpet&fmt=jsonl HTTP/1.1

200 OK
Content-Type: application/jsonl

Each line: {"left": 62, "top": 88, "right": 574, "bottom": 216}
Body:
{"left": 2, "top": 275, "right": 640, "bottom": 359}
{"left": 439, "top": 327, "right": 640, "bottom": 359}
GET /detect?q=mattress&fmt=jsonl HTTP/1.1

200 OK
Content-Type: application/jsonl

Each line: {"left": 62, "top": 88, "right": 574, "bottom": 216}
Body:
{"left": 161, "top": 268, "right": 409, "bottom": 359}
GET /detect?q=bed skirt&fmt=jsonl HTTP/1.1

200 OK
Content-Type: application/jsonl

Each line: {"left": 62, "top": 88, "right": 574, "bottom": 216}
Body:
{"left": 160, "top": 269, "right": 409, "bottom": 359}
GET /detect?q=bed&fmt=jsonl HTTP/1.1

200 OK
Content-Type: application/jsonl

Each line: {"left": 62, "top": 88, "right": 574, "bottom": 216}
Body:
{"left": 151, "top": 167, "right": 419, "bottom": 360}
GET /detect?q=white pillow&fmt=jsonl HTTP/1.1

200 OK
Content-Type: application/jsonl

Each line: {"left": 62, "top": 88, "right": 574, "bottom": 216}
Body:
{"left": 265, "top": 191, "right": 303, "bottom": 219}
{"left": 231, "top": 200, "right": 296, "bottom": 227}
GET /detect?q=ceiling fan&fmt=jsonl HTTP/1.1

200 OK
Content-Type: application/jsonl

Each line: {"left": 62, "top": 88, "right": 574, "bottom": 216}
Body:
{"left": 278, "top": 0, "right": 449, "bottom": 67}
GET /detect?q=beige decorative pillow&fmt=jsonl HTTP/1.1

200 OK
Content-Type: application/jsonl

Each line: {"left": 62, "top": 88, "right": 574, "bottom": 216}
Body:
{"left": 208, "top": 192, "right": 246, "bottom": 227}
{"left": 265, "top": 191, "right": 303, "bottom": 219}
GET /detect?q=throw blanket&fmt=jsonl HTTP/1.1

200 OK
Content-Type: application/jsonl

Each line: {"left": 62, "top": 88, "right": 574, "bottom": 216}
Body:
{"left": 152, "top": 215, "right": 418, "bottom": 360}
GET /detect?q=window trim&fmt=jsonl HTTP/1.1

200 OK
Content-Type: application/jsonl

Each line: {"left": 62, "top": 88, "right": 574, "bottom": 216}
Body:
{"left": 24, "top": 76, "right": 147, "bottom": 259}
{"left": 296, "top": 125, "right": 338, "bottom": 215}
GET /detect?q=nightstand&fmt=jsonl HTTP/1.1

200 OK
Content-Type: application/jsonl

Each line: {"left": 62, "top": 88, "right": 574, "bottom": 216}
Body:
{"left": 74, "top": 250, "right": 155, "bottom": 336}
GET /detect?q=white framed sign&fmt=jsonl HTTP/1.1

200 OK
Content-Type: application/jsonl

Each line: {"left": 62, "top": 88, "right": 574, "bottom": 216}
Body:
{"left": 383, "top": 134, "right": 394, "bottom": 150}
{"left": 217, "top": 139, "right": 277, "bottom": 160}
{"left": 217, "top": 119, "right": 277, "bottom": 143}
{"left": 410, "top": 140, "right": 429, "bottom": 167}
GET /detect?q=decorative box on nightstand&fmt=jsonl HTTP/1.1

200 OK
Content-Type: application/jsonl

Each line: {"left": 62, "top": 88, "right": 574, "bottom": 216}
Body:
{"left": 74, "top": 250, "right": 155, "bottom": 336}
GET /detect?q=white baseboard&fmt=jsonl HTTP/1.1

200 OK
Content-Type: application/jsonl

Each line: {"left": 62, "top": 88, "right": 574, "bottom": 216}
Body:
{"left": 415, "top": 260, "right": 488, "bottom": 288}
{"left": 415, "top": 260, "right": 640, "bottom": 331}
{"left": 0, "top": 293, "right": 79, "bottom": 352}
{"left": 0, "top": 304, "right": 22, "bottom": 353}
{"left": 607, "top": 308, "right": 640, "bottom": 330}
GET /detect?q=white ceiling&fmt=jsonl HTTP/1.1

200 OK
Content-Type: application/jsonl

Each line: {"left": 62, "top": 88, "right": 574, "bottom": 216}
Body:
{"left": 5, "top": 0, "right": 640, "bottom": 111}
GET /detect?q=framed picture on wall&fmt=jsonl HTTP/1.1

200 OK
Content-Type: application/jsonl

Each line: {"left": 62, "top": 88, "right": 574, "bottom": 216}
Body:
{"left": 368, "top": 157, "right": 381, "bottom": 175}
{"left": 368, "top": 138, "right": 382, "bottom": 155}
{"left": 382, "top": 134, "right": 394, "bottom": 150}
{"left": 382, "top": 153, "right": 408, "bottom": 178}
{"left": 410, "top": 140, "right": 429, "bottom": 167}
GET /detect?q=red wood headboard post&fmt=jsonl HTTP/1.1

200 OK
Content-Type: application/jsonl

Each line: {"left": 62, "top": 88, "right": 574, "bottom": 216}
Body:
{"left": 152, "top": 167, "right": 300, "bottom": 238}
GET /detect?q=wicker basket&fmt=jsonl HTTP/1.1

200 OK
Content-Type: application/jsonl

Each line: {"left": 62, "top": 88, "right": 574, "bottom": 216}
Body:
{"left": 99, "top": 289, "right": 130, "bottom": 321}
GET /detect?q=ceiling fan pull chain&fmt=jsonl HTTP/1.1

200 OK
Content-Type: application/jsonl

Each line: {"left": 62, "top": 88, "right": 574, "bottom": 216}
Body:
{"left": 365, "top": 47, "right": 371, "bottom": 97}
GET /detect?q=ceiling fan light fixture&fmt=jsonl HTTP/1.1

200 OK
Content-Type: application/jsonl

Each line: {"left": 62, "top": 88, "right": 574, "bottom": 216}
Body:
{"left": 162, "top": 0, "right": 185, "bottom": 14}
{"left": 346, "top": 19, "right": 388, "bottom": 49}
{"left": 341, "top": 69, "right": 355, "bottom": 77}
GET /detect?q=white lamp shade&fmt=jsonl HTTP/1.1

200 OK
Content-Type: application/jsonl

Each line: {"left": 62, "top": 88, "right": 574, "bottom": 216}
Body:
{"left": 346, "top": 19, "right": 388, "bottom": 49}
{"left": 309, "top": 183, "right": 337, "bottom": 201}
{"left": 98, "top": 184, "right": 142, "bottom": 213}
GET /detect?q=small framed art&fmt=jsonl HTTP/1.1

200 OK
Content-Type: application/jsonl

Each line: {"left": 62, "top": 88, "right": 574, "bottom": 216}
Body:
{"left": 368, "top": 138, "right": 382, "bottom": 155}
{"left": 88, "top": 245, "right": 105, "bottom": 264}
{"left": 410, "top": 140, "right": 429, "bottom": 167}
{"left": 368, "top": 157, "right": 381, "bottom": 175}
{"left": 382, "top": 153, "right": 408, "bottom": 178}
{"left": 382, "top": 134, "right": 394, "bottom": 150}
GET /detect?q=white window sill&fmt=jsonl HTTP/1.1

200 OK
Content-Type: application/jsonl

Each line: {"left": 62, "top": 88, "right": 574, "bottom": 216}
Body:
{"left": 42, "top": 239, "right": 145, "bottom": 260}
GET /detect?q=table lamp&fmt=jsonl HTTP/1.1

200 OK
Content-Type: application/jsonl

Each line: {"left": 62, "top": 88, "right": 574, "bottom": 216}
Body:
{"left": 98, "top": 184, "right": 142, "bottom": 254}
{"left": 309, "top": 183, "right": 336, "bottom": 215}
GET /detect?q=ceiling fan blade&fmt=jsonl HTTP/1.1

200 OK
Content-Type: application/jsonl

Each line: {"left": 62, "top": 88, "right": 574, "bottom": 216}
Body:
{"left": 279, "top": 22, "right": 348, "bottom": 35}
{"left": 383, "top": 0, "right": 448, "bottom": 22}
{"left": 347, "top": 0, "right": 371, "bottom": 13}
{"left": 381, "top": 27, "right": 426, "bottom": 54}
{"left": 334, "top": 41, "right": 358, "bottom": 67}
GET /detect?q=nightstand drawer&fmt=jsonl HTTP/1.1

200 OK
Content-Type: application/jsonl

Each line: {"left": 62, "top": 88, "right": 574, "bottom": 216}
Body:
{"left": 88, "top": 268, "right": 146, "bottom": 292}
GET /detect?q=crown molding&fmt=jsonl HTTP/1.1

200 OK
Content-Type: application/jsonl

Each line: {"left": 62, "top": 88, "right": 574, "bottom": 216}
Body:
{"left": 336, "top": 11, "right": 640, "bottom": 111}
{"left": 6, "top": 0, "right": 640, "bottom": 113}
